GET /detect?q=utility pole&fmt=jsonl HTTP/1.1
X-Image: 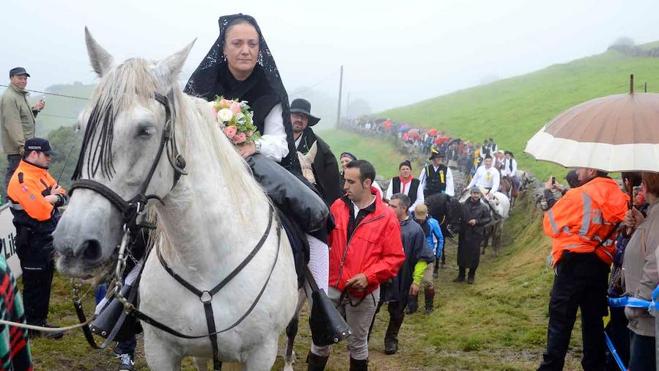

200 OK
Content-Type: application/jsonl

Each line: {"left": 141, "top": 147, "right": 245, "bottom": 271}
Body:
{"left": 336, "top": 65, "right": 344, "bottom": 127}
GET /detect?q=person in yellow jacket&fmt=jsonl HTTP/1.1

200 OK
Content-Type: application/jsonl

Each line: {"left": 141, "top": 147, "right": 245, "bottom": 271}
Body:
{"left": 538, "top": 168, "right": 628, "bottom": 371}
{"left": 7, "top": 138, "right": 66, "bottom": 339}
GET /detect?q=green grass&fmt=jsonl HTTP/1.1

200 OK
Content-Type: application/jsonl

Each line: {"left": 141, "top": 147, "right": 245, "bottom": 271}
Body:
{"left": 318, "top": 129, "right": 421, "bottom": 180}
{"left": 381, "top": 44, "right": 659, "bottom": 181}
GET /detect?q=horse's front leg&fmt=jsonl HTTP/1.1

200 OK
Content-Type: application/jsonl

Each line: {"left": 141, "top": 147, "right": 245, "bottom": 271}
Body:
{"left": 143, "top": 329, "right": 183, "bottom": 371}
{"left": 244, "top": 335, "right": 278, "bottom": 371}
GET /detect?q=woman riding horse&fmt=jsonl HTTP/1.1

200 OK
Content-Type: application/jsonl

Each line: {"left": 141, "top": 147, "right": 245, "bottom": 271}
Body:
{"left": 184, "top": 14, "right": 330, "bottom": 294}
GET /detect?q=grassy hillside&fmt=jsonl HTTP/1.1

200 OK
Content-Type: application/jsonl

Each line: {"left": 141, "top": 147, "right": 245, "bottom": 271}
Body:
{"left": 382, "top": 44, "right": 659, "bottom": 180}
{"left": 319, "top": 129, "right": 410, "bottom": 179}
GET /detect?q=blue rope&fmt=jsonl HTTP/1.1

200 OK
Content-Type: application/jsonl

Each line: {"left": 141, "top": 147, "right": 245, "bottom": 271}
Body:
{"left": 604, "top": 331, "right": 626, "bottom": 371}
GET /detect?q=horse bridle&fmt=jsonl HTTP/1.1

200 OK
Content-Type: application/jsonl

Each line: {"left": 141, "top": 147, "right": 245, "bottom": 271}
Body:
{"left": 70, "top": 92, "right": 279, "bottom": 371}
{"left": 69, "top": 92, "right": 187, "bottom": 230}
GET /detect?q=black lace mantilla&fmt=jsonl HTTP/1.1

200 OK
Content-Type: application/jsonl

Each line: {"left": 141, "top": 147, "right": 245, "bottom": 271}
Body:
{"left": 185, "top": 13, "right": 300, "bottom": 174}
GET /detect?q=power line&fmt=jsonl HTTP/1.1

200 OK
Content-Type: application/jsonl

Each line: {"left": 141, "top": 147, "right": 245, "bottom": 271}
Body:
{"left": 39, "top": 113, "right": 79, "bottom": 120}
{"left": 0, "top": 84, "right": 89, "bottom": 101}
{"left": 1, "top": 66, "right": 340, "bottom": 103}
{"left": 289, "top": 69, "right": 340, "bottom": 96}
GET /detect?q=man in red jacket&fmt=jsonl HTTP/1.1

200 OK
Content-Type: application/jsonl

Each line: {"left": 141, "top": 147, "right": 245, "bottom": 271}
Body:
{"left": 306, "top": 159, "right": 405, "bottom": 371}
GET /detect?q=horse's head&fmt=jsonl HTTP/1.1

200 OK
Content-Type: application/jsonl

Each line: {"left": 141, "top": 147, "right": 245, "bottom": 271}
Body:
{"left": 445, "top": 196, "right": 463, "bottom": 233}
{"left": 53, "top": 29, "right": 195, "bottom": 278}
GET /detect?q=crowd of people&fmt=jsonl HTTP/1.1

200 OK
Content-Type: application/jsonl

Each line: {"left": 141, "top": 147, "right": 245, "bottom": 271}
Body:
{"left": 534, "top": 168, "right": 659, "bottom": 370}
{"left": 2, "top": 12, "right": 656, "bottom": 371}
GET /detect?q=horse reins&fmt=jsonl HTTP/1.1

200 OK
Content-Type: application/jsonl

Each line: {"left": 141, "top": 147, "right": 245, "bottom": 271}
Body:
{"left": 66, "top": 92, "right": 280, "bottom": 371}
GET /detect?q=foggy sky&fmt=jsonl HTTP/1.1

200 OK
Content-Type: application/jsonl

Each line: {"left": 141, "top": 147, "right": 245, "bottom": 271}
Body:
{"left": 3, "top": 0, "right": 659, "bottom": 112}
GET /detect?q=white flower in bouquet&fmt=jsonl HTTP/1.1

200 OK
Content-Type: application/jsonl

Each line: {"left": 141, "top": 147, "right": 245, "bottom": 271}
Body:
{"left": 217, "top": 108, "right": 234, "bottom": 123}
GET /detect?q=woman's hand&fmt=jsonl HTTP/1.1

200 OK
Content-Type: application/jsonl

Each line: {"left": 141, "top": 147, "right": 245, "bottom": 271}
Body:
{"left": 237, "top": 142, "right": 256, "bottom": 158}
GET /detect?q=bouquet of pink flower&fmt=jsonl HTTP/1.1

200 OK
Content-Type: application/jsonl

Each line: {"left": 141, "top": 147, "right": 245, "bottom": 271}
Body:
{"left": 211, "top": 97, "right": 260, "bottom": 145}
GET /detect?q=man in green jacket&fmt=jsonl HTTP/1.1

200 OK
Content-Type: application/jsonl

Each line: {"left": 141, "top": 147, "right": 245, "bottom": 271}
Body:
{"left": 0, "top": 67, "right": 45, "bottom": 194}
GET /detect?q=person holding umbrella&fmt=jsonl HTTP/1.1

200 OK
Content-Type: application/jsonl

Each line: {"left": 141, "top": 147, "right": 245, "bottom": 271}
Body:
{"left": 525, "top": 78, "right": 656, "bottom": 370}
{"left": 537, "top": 168, "right": 628, "bottom": 370}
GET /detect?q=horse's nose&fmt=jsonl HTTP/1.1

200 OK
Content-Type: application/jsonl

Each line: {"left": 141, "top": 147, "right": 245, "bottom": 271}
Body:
{"left": 77, "top": 239, "right": 103, "bottom": 262}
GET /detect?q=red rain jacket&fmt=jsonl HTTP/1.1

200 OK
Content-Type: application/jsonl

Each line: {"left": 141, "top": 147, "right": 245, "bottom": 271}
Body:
{"left": 328, "top": 188, "right": 405, "bottom": 297}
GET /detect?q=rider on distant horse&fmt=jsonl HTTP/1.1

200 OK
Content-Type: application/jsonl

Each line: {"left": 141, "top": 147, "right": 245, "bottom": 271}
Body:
{"left": 466, "top": 155, "right": 500, "bottom": 197}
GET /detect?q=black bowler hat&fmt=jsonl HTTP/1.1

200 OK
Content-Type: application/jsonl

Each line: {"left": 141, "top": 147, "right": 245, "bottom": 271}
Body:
{"left": 429, "top": 150, "right": 445, "bottom": 160}
{"left": 9, "top": 67, "right": 30, "bottom": 78}
{"left": 25, "top": 138, "right": 55, "bottom": 156}
{"left": 290, "top": 98, "right": 320, "bottom": 126}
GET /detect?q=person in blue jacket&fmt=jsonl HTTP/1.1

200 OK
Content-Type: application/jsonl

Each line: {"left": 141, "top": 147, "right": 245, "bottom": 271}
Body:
{"left": 408, "top": 203, "right": 444, "bottom": 314}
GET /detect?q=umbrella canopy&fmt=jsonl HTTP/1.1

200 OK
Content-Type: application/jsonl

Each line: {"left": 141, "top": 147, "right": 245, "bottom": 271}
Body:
{"left": 525, "top": 92, "right": 659, "bottom": 172}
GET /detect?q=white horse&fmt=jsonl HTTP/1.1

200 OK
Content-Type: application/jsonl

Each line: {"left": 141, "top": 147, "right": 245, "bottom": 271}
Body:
{"left": 53, "top": 30, "right": 297, "bottom": 370}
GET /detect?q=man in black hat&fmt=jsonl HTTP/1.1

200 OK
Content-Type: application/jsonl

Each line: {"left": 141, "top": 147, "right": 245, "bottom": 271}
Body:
{"left": 291, "top": 98, "right": 342, "bottom": 205}
{"left": 7, "top": 138, "right": 65, "bottom": 339}
{"left": 419, "top": 150, "right": 454, "bottom": 198}
{"left": 1, "top": 67, "right": 45, "bottom": 195}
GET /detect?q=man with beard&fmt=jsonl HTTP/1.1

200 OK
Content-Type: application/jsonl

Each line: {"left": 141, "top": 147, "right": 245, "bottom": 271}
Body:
{"left": 380, "top": 194, "right": 433, "bottom": 354}
{"left": 291, "top": 98, "right": 342, "bottom": 205}
{"left": 455, "top": 186, "right": 491, "bottom": 284}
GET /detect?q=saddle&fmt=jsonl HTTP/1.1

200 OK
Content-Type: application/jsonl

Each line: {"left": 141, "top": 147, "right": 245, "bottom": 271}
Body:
{"left": 247, "top": 154, "right": 330, "bottom": 287}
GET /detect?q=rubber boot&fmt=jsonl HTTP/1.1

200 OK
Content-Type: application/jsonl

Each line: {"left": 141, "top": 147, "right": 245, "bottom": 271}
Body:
{"left": 306, "top": 352, "right": 329, "bottom": 371}
{"left": 384, "top": 315, "right": 404, "bottom": 355}
{"left": 350, "top": 357, "right": 368, "bottom": 371}
{"left": 424, "top": 287, "right": 435, "bottom": 314}
{"left": 433, "top": 259, "right": 440, "bottom": 279}
{"left": 405, "top": 294, "right": 418, "bottom": 314}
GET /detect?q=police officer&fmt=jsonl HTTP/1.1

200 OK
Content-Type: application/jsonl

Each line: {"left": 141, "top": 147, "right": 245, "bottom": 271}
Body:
{"left": 419, "top": 150, "right": 454, "bottom": 197}
{"left": 7, "top": 138, "right": 66, "bottom": 339}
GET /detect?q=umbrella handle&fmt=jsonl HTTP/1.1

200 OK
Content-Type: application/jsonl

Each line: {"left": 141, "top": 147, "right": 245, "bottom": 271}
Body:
{"left": 625, "top": 178, "right": 634, "bottom": 209}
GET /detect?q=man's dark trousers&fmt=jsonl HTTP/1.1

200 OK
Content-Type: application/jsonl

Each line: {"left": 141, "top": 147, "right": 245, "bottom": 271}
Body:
{"left": 4, "top": 154, "right": 20, "bottom": 197}
{"left": 15, "top": 227, "right": 55, "bottom": 325}
{"left": 538, "top": 252, "right": 610, "bottom": 371}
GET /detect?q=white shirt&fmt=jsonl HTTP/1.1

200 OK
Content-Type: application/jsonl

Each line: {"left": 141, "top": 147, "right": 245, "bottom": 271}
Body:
{"left": 467, "top": 165, "right": 500, "bottom": 193}
{"left": 256, "top": 104, "right": 289, "bottom": 162}
{"left": 501, "top": 158, "right": 517, "bottom": 177}
{"left": 384, "top": 177, "right": 425, "bottom": 212}
{"left": 418, "top": 165, "right": 455, "bottom": 197}
{"left": 352, "top": 195, "right": 376, "bottom": 218}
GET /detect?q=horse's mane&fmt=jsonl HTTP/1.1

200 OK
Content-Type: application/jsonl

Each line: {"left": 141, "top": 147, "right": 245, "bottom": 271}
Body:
{"left": 74, "top": 59, "right": 158, "bottom": 179}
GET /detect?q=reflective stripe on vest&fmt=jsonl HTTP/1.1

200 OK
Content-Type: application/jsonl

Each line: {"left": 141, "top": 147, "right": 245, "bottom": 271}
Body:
{"left": 579, "top": 192, "right": 592, "bottom": 236}
{"left": 547, "top": 209, "right": 559, "bottom": 234}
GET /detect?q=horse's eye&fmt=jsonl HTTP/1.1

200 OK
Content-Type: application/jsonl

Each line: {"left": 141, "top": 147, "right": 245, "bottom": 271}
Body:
{"left": 137, "top": 125, "right": 156, "bottom": 138}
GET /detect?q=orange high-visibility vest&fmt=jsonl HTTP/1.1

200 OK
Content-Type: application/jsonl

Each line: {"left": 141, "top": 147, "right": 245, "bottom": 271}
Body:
{"left": 543, "top": 177, "right": 628, "bottom": 266}
{"left": 7, "top": 160, "right": 63, "bottom": 221}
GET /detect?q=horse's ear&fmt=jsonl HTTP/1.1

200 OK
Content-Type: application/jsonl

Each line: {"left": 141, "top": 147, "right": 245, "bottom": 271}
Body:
{"left": 155, "top": 39, "right": 196, "bottom": 91}
{"left": 85, "top": 27, "right": 113, "bottom": 77}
